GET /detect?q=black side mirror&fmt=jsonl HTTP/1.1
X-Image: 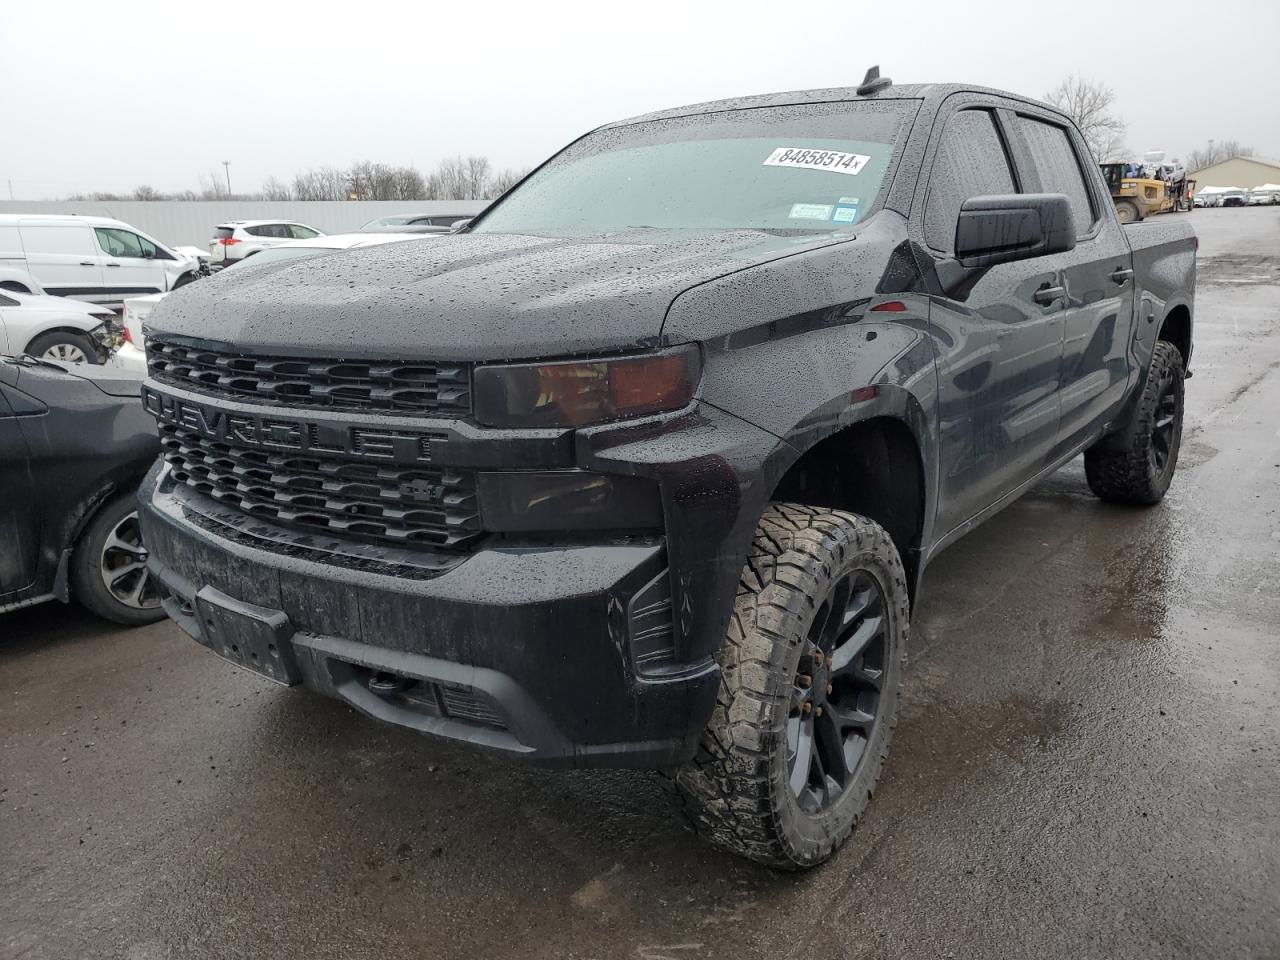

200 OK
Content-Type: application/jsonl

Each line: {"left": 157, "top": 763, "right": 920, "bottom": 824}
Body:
{"left": 954, "top": 193, "right": 1075, "bottom": 269}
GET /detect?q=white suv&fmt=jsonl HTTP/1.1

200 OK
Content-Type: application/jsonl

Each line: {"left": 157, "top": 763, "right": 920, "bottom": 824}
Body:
{"left": 209, "top": 220, "right": 325, "bottom": 267}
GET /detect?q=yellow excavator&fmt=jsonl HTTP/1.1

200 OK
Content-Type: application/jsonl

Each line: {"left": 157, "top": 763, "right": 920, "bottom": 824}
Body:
{"left": 1101, "top": 163, "right": 1194, "bottom": 222}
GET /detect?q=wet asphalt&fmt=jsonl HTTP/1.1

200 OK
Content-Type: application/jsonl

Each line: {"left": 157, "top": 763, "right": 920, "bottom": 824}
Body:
{"left": 3, "top": 207, "right": 1278, "bottom": 960}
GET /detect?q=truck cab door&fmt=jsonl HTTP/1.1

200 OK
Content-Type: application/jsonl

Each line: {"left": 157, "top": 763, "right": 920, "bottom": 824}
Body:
{"left": 1006, "top": 111, "right": 1136, "bottom": 458}
{"left": 915, "top": 104, "right": 1066, "bottom": 539}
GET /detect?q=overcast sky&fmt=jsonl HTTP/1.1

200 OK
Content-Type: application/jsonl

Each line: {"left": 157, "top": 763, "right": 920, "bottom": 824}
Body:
{"left": 3, "top": 0, "right": 1277, "bottom": 199}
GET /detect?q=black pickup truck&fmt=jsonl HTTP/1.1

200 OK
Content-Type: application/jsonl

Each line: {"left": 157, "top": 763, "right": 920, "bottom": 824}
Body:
{"left": 136, "top": 72, "right": 1195, "bottom": 869}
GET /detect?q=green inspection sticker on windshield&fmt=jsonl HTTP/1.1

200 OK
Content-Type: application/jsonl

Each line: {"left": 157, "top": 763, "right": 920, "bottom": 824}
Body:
{"left": 789, "top": 203, "right": 835, "bottom": 220}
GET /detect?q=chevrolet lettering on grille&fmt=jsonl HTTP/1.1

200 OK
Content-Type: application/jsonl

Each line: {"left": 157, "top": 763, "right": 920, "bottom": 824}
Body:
{"left": 142, "top": 386, "right": 436, "bottom": 464}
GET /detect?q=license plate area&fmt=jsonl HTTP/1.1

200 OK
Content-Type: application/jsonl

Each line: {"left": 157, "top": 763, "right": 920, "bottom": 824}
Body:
{"left": 194, "top": 586, "right": 301, "bottom": 685}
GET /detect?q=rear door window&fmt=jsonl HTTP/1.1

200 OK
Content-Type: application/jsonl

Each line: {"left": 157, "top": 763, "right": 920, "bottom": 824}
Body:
{"left": 1014, "top": 117, "right": 1097, "bottom": 238}
{"left": 923, "top": 110, "right": 1017, "bottom": 254}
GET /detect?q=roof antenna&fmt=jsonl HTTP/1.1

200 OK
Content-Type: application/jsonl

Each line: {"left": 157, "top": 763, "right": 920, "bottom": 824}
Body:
{"left": 857, "top": 65, "right": 892, "bottom": 96}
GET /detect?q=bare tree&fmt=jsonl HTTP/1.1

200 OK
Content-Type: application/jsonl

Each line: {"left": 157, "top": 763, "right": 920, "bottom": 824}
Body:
{"left": 261, "top": 176, "right": 292, "bottom": 201}
{"left": 66, "top": 155, "right": 516, "bottom": 203}
{"left": 1045, "top": 75, "right": 1127, "bottom": 162}
{"left": 1186, "top": 140, "right": 1256, "bottom": 173}
{"left": 392, "top": 165, "right": 426, "bottom": 200}
{"left": 464, "top": 156, "right": 491, "bottom": 200}
{"left": 198, "top": 169, "right": 230, "bottom": 200}
{"left": 427, "top": 156, "right": 469, "bottom": 200}
{"left": 292, "top": 166, "right": 347, "bottom": 201}
{"left": 487, "top": 166, "right": 529, "bottom": 198}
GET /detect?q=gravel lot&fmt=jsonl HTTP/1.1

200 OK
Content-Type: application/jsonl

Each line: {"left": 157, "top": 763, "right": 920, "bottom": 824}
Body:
{"left": 3, "top": 207, "right": 1279, "bottom": 960}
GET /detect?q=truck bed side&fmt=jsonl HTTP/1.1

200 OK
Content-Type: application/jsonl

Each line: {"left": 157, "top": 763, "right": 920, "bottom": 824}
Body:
{"left": 1123, "top": 218, "right": 1197, "bottom": 374}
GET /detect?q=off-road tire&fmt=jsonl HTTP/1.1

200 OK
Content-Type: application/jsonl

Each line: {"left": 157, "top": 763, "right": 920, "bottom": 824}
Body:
{"left": 70, "top": 493, "right": 165, "bottom": 626}
{"left": 673, "top": 503, "right": 909, "bottom": 869}
{"left": 1084, "top": 340, "right": 1184, "bottom": 505}
{"left": 26, "top": 330, "right": 103, "bottom": 364}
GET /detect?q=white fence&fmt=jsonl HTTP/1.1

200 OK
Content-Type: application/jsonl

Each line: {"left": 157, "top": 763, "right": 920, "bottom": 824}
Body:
{"left": 0, "top": 200, "right": 489, "bottom": 249}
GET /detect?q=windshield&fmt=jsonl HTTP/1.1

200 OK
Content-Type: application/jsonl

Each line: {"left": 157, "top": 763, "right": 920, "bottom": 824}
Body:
{"left": 361, "top": 216, "right": 413, "bottom": 230}
{"left": 474, "top": 100, "right": 914, "bottom": 236}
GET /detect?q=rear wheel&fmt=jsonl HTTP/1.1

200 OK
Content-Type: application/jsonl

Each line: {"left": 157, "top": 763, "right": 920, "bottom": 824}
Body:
{"left": 673, "top": 504, "right": 909, "bottom": 869}
{"left": 1084, "top": 340, "right": 1184, "bottom": 505}
{"left": 0, "top": 281, "right": 31, "bottom": 294}
{"left": 26, "top": 330, "right": 101, "bottom": 364}
{"left": 70, "top": 494, "right": 165, "bottom": 626}
{"left": 1115, "top": 200, "right": 1140, "bottom": 223}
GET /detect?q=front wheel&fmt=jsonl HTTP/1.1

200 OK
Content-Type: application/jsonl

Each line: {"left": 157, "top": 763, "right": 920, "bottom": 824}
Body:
{"left": 70, "top": 493, "right": 165, "bottom": 626}
{"left": 1115, "top": 200, "right": 1141, "bottom": 223}
{"left": 673, "top": 504, "right": 909, "bottom": 869}
{"left": 1084, "top": 340, "right": 1184, "bottom": 505}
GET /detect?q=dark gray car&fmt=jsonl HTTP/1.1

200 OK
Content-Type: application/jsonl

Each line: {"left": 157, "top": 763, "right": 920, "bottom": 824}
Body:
{"left": 1, "top": 356, "right": 163, "bottom": 624}
{"left": 135, "top": 73, "right": 1196, "bottom": 868}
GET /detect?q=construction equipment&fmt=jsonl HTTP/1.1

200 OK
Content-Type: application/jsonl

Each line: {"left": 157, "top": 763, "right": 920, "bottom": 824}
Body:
{"left": 1100, "top": 161, "right": 1192, "bottom": 222}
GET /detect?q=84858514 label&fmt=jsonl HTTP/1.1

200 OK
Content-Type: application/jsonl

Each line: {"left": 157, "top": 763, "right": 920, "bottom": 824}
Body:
{"left": 762, "top": 147, "right": 871, "bottom": 176}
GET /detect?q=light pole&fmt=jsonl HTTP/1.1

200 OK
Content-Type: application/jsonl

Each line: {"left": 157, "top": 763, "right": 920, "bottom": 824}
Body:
{"left": 222, "top": 160, "right": 232, "bottom": 197}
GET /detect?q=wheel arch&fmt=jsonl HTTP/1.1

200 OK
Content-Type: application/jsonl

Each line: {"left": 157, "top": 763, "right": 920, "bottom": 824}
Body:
{"left": 1158, "top": 302, "right": 1192, "bottom": 368}
{"left": 24, "top": 325, "right": 99, "bottom": 353}
{"left": 54, "top": 475, "right": 150, "bottom": 602}
{"left": 767, "top": 396, "right": 933, "bottom": 607}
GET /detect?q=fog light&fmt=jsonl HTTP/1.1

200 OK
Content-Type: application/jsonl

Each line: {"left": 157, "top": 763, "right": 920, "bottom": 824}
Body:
{"left": 477, "top": 470, "right": 662, "bottom": 533}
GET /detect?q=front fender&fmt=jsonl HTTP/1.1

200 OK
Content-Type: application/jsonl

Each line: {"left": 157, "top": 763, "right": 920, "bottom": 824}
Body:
{"left": 697, "top": 299, "right": 939, "bottom": 538}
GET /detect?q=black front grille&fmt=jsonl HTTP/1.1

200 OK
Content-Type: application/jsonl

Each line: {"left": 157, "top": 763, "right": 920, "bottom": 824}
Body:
{"left": 147, "top": 339, "right": 471, "bottom": 417}
{"left": 159, "top": 422, "right": 481, "bottom": 550}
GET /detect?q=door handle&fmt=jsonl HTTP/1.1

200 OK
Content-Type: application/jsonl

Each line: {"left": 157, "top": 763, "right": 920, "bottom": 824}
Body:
{"left": 79, "top": 261, "right": 94, "bottom": 266}
{"left": 105, "top": 262, "right": 121, "bottom": 268}
{"left": 1033, "top": 284, "right": 1065, "bottom": 305}
{"left": 1110, "top": 267, "right": 1134, "bottom": 285}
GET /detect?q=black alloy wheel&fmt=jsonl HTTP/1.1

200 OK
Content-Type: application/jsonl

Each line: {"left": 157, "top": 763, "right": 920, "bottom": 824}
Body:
{"left": 787, "top": 569, "right": 888, "bottom": 812}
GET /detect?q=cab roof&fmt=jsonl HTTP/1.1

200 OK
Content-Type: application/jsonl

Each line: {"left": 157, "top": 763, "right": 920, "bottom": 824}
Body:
{"left": 608, "top": 82, "right": 1063, "bottom": 127}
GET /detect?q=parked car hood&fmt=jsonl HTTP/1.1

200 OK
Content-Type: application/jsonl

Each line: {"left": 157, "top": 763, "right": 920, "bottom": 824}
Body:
{"left": 145, "top": 229, "right": 858, "bottom": 361}
{"left": 8, "top": 290, "right": 114, "bottom": 321}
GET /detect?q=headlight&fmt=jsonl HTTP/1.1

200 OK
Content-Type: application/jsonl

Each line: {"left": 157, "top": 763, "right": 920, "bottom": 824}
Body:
{"left": 473, "top": 345, "right": 700, "bottom": 428}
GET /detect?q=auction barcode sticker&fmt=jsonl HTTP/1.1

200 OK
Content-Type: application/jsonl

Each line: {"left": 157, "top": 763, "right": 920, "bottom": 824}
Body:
{"left": 763, "top": 147, "right": 871, "bottom": 176}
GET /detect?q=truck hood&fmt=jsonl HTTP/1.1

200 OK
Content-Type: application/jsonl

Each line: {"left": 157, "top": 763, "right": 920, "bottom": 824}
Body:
{"left": 145, "top": 228, "right": 856, "bottom": 361}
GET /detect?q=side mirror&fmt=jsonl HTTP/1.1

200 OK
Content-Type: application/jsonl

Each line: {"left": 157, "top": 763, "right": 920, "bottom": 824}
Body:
{"left": 954, "top": 193, "right": 1075, "bottom": 269}
{"left": 449, "top": 218, "right": 473, "bottom": 232}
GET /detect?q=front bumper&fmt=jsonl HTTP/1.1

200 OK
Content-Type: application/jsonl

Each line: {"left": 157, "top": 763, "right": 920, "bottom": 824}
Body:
{"left": 139, "top": 466, "right": 725, "bottom": 768}
{"left": 136, "top": 374, "right": 785, "bottom": 768}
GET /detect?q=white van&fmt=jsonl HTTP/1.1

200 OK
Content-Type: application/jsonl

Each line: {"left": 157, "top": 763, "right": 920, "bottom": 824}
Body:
{"left": 0, "top": 214, "right": 203, "bottom": 305}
